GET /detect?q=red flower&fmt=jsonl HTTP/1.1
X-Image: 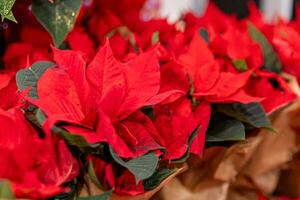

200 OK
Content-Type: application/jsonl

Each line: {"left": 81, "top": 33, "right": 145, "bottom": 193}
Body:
{"left": 154, "top": 98, "right": 211, "bottom": 159}
{"left": 209, "top": 26, "right": 263, "bottom": 70}
{"left": 0, "top": 108, "right": 79, "bottom": 199}
{"left": 272, "top": 24, "right": 300, "bottom": 83}
{"left": 246, "top": 71, "right": 297, "bottom": 114}
{"left": 151, "top": 32, "right": 263, "bottom": 158}
{"left": 91, "top": 157, "right": 145, "bottom": 195}
{"left": 179, "top": 33, "right": 262, "bottom": 104}
{"left": 153, "top": 61, "right": 210, "bottom": 158}
{"left": 29, "top": 41, "right": 178, "bottom": 158}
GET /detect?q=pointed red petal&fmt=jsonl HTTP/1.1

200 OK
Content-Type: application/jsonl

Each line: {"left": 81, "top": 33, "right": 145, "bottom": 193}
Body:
{"left": 160, "top": 61, "right": 190, "bottom": 94}
{"left": 179, "top": 33, "right": 215, "bottom": 78}
{"left": 190, "top": 101, "right": 211, "bottom": 156}
{"left": 52, "top": 47, "right": 91, "bottom": 113}
{"left": 35, "top": 68, "right": 85, "bottom": 123}
{"left": 97, "top": 109, "right": 143, "bottom": 158}
{"left": 194, "top": 62, "right": 220, "bottom": 93}
{"left": 87, "top": 41, "right": 126, "bottom": 119}
{"left": 194, "top": 70, "right": 262, "bottom": 103}
{"left": 118, "top": 49, "right": 161, "bottom": 119}
{"left": 115, "top": 111, "right": 162, "bottom": 158}
{"left": 145, "top": 90, "right": 186, "bottom": 105}
{"left": 0, "top": 73, "right": 11, "bottom": 89}
{"left": 209, "top": 90, "right": 264, "bottom": 104}
{"left": 209, "top": 70, "right": 253, "bottom": 98}
{"left": 154, "top": 99, "right": 211, "bottom": 159}
{"left": 246, "top": 71, "right": 297, "bottom": 113}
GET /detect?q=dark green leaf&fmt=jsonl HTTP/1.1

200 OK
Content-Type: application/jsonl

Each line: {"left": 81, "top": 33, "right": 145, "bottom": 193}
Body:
{"left": 78, "top": 190, "right": 113, "bottom": 200}
{"left": 151, "top": 31, "right": 160, "bottom": 45}
{"left": 36, "top": 108, "right": 46, "bottom": 125}
{"left": 144, "top": 168, "right": 177, "bottom": 190}
{"left": 110, "top": 148, "right": 159, "bottom": 183}
{"left": 88, "top": 160, "right": 105, "bottom": 190}
{"left": 232, "top": 59, "right": 248, "bottom": 72}
{"left": 172, "top": 127, "right": 200, "bottom": 163}
{"left": 198, "top": 28, "right": 209, "bottom": 44}
{"left": 217, "top": 102, "right": 272, "bottom": 129}
{"left": 0, "top": 0, "right": 16, "bottom": 22}
{"left": 0, "top": 181, "right": 15, "bottom": 199}
{"left": 32, "top": 0, "right": 82, "bottom": 47}
{"left": 248, "top": 22, "right": 282, "bottom": 73}
{"left": 16, "top": 61, "right": 55, "bottom": 99}
{"left": 52, "top": 126, "right": 104, "bottom": 154}
{"left": 141, "top": 106, "right": 155, "bottom": 121}
{"left": 206, "top": 115, "right": 245, "bottom": 142}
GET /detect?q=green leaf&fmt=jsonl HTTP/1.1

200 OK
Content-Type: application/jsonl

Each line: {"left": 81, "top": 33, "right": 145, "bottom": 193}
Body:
{"left": 248, "top": 22, "right": 282, "bottom": 73}
{"left": 198, "top": 28, "right": 209, "bottom": 44}
{"left": 53, "top": 127, "right": 92, "bottom": 149}
{"left": 25, "top": 109, "right": 44, "bottom": 130}
{"left": 78, "top": 190, "right": 113, "bottom": 200}
{"left": 0, "top": 0, "right": 17, "bottom": 22}
{"left": 52, "top": 126, "right": 104, "bottom": 153}
{"left": 172, "top": 127, "right": 200, "bottom": 163}
{"left": 232, "top": 59, "right": 248, "bottom": 72}
{"left": 36, "top": 108, "right": 46, "bottom": 125}
{"left": 88, "top": 160, "right": 105, "bottom": 190}
{"left": 141, "top": 106, "right": 155, "bottom": 121}
{"left": 144, "top": 168, "right": 177, "bottom": 190}
{"left": 0, "top": 181, "right": 15, "bottom": 199}
{"left": 217, "top": 102, "right": 272, "bottom": 129}
{"left": 16, "top": 61, "right": 55, "bottom": 99}
{"left": 32, "top": 0, "right": 83, "bottom": 47}
{"left": 110, "top": 148, "right": 159, "bottom": 183}
{"left": 151, "top": 31, "right": 160, "bottom": 45}
{"left": 206, "top": 114, "right": 245, "bottom": 142}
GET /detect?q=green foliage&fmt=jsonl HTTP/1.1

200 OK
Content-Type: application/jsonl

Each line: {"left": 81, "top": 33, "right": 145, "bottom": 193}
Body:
{"left": 233, "top": 59, "right": 248, "bottom": 72}
{"left": 206, "top": 114, "right": 246, "bottom": 142}
{"left": 151, "top": 31, "right": 160, "bottom": 45}
{"left": 0, "top": 181, "right": 15, "bottom": 199}
{"left": 207, "top": 102, "right": 272, "bottom": 143}
{"left": 199, "top": 28, "right": 209, "bottom": 44}
{"left": 35, "top": 108, "right": 47, "bottom": 126}
{"left": 144, "top": 168, "right": 177, "bottom": 190}
{"left": 217, "top": 102, "right": 272, "bottom": 129}
{"left": 32, "top": 0, "right": 82, "bottom": 47}
{"left": 248, "top": 22, "right": 282, "bottom": 73}
{"left": 0, "top": 0, "right": 16, "bottom": 22}
{"left": 88, "top": 160, "right": 105, "bottom": 190}
{"left": 110, "top": 147, "right": 159, "bottom": 183}
{"left": 52, "top": 126, "right": 104, "bottom": 154}
{"left": 16, "top": 61, "right": 55, "bottom": 99}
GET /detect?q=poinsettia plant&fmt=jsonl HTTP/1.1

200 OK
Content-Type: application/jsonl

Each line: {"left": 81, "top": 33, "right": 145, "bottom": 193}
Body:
{"left": 0, "top": 0, "right": 300, "bottom": 199}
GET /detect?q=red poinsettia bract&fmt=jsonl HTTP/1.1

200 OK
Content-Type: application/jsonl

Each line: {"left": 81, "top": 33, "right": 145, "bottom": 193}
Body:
{"left": 30, "top": 41, "right": 181, "bottom": 159}
{"left": 0, "top": 108, "right": 79, "bottom": 199}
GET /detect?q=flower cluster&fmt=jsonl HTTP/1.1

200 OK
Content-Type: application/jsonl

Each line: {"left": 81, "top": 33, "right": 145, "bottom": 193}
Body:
{"left": 0, "top": 0, "right": 299, "bottom": 199}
